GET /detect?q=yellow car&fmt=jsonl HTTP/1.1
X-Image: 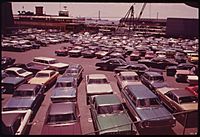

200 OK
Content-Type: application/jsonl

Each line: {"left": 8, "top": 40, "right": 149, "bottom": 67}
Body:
{"left": 188, "top": 53, "right": 198, "bottom": 64}
{"left": 28, "top": 70, "right": 59, "bottom": 90}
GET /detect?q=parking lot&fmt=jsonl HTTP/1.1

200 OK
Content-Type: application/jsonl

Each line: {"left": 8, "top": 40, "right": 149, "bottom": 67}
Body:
{"left": 2, "top": 39, "right": 198, "bottom": 135}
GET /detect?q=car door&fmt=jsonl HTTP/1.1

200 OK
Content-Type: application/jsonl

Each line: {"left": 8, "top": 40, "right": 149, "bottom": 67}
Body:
{"left": 164, "top": 91, "right": 176, "bottom": 111}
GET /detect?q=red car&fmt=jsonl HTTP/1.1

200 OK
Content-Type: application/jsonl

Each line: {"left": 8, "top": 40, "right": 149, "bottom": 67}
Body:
{"left": 185, "top": 85, "right": 198, "bottom": 97}
{"left": 41, "top": 102, "right": 82, "bottom": 135}
{"left": 55, "top": 46, "right": 68, "bottom": 56}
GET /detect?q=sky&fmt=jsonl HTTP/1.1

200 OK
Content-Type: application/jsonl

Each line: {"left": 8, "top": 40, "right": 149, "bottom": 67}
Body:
{"left": 12, "top": 2, "right": 198, "bottom": 20}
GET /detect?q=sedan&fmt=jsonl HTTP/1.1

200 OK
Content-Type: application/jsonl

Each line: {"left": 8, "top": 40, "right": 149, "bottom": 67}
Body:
{"left": 95, "top": 58, "right": 127, "bottom": 71}
{"left": 89, "top": 94, "right": 137, "bottom": 135}
{"left": 114, "top": 63, "right": 149, "bottom": 76}
{"left": 1, "top": 56, "right": 15, "bottom": 69}
{"left": 51, "top": 76, "right": 77, "bottom": 103}
{"left": 150, "top": 57, "right": 178, "bottom": 69}
{"left": 86, "top": 74, "right": 113, "bottom": 104}
{"left": 41, "top": 102, "right": 82, "bottom": 135}
{"left": 62, "top": 64, "right": 84, "bottom": 85}
{"left": 185, "top": 85, "right": 198, "bottom": 97}
{"left": 156, "top": 87, "right": 198, "bottom": 112}
{"left": 55, "top": 46, "right": 68, "bottom": 56}
{"left": 115, "top": 71, "right": 142, "bottom": 90}
{"left": 3, "top": 84, "right": 44, "bottom": 111}
{"left": 5, "top": 67, "right": 33, "bottom": 80}
{"left": 28, "top": 70, "right": 59, "bottom": 90}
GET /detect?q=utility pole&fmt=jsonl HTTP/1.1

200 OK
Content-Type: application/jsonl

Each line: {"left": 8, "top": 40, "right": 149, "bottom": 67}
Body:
{"left": 98, "top": 10, "right": 101, "bottom": 20}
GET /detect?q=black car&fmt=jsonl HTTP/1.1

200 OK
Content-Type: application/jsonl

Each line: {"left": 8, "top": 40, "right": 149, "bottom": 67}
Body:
{"left": 140, "top": 71, "right": 168, "bottom": 92}
{"left": 114, "top": 63, "right": 149, "bottom": 76}
{"left": 95, "top": 58, "right": 128, "bottom": 71}
{"left": 174, "top": 52, "right": 187, "bottom": 63}
{"left": 62, "top": 64, "right": 84, "bottom": 85}
{"left": 1, "top": 75, "right": 27, "bottom": 94}
{"left": 150, "top": 57, "right": 178, "bottom": 69}
{"left": 1, "top": 56, "right": 16, "bottom": 69}
{"left": 81, "top": 49, "right": 96, "bottom": 58}
{"left": 176, "top": 63, "right": 195, "bottom": 70}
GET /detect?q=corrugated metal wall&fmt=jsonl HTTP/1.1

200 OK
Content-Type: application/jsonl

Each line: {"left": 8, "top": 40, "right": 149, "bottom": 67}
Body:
{"left": 166, "top": 18, "right": 199, "bottom": 38}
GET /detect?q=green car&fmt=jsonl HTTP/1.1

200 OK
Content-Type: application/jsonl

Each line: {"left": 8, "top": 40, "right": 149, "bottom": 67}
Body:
{"left": 89, "top": 94, "right": 137, "bottom": 135}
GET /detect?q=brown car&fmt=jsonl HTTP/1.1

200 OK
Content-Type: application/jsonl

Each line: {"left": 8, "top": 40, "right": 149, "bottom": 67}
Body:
{"left": 41, "top": 102, "right": 82, "bottom": 135}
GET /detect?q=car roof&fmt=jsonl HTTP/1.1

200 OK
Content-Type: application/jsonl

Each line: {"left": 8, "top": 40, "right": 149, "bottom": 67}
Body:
{"left": 95, "top": 94, "right": 121, "bottom": 106}
{"left": 49, "top": 102, "right": 76, "bottom": 115}
{"left": 68, "top": 64, "right": 82, "bottom": 68}
{"left": 144, "top": 71, "right": 162, "bottom": 77}
{"left": 37, "top": 70, "right": 55, "bottom": 74}
{"left": 88, "top": 74, "right": 107, "bottom": 79}
{"left": 126, "top": 84, "right": 157, "bottom": 99}
{"left": 120, "top": 71, "right": 138, "bottom": 76}
{"left": 170, "top": 89, "right": 196, "bottom": 98}
{"left": 34, "top": 57, "right": 56, "bottom": 61}
{"left": 57, "top": 76, "right": 74, "bottom": 82}
{"left": 16, "top": 84, "right": 40, "bottom": 91}
{"left": 2, "top": 113, "right": 22, "bottom": 127}
{"left": 5, "top": 67, "right": 23, "bottom": 71}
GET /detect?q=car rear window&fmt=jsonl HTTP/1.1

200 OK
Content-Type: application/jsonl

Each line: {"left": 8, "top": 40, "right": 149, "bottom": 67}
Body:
{"left": 137, "top": 98, "right": 160, "bottom": 107}
{"left": 47, "top": 113, "right": 76, "bottom": 124}
{"left": 97, "top": 104, "right": 123, "bottom": 114}
{"left": 88, "top": 78, "right": 108, "bottom": 84}
{"left": 13, "top": 90, "right": 33, "bottom": 96}
{"left": 36, "top": 73, "right": 49, "bottom": 77}
{"left": 55, "top": 82, "right": 73, "bottom": 88}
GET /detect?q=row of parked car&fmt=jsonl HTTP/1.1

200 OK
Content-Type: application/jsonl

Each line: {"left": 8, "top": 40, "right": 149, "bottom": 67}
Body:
{"left": 1, "top": 56, "right": 84, "bottom": 135}
{"left": 2, "top": 28, "right": 70, "bottom": 52}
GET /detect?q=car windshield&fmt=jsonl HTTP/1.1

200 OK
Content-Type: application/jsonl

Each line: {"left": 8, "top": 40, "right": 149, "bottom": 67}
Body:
{"left": 55, "top": 82, "right": 73, "bottom": 87}
{"left": 122, "top": 76, "right": 139, "bottom": 81}
{"left": 36, "top": 73, "right": 49, "bottom": 77}
{"left": 88, "top": 78, "right": 109, "bottom": 84}
{"left": 49, "top": 60, "right": 59, "bottom": 64}
{"left": 137, "top": 98, "right": 160, "bottom": 107}
{"left": 97, "top": 104, "right": 123, "bottom": 114}
{"left": 179, "top": 96, "right": 198, "bottom": 104}
{"left": 17, "top": 69, "right": 26, "bottom": 74}
{"left": 65, "top": 69, "right": 78, "bottom": 74}
{"left": 13, "top": 90, "right": 34, "bottom": 97}
{"left": 47, "top": 113, "right": 76, "bottom": 124}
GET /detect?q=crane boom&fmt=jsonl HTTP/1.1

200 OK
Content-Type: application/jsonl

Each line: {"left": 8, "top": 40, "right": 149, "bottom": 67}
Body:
{"left": 137, "top": 3, "right": 147, "bottom": 20}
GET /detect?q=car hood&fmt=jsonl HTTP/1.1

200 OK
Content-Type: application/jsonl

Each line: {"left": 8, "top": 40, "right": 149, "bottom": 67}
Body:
{"left": 179, "top": 103, "right": 198, "bottom": 111}
{"left": 41, "top": 122, "right": 82, "bottom": 135}
{"left": 51, "top": 87, "right": 76, "bottom": 97}
{"left": 28, "top": 77, "right": 49, "bottom": 85}
{"left": 2, "top": 77, "right": 25, "bottom": 84}
{"left": 137, "top": 106, "right": 173, "bottom": 121}
{"left": 97, "top": 113, "right": 136, "bottom": 134}
{"left": 4, "top": 97, "right": 35, "bottom": 109}
{"left": 87, "top": 84, "right": 113, "bottom": 95}
{"left": 50, "top": 63, "right": 69, "bottom": 68}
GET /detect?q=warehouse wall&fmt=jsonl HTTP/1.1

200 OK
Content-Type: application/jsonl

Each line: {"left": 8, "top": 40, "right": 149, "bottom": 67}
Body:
{"left": 166, "top": 18, "right": 199, "bottom": 38}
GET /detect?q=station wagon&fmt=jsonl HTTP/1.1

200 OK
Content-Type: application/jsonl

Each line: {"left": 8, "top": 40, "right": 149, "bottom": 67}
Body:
{"left": 122, "top": 84, "right": 176, "bottom": 129}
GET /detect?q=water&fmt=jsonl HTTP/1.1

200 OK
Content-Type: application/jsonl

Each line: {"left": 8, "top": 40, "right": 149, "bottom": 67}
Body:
{"left": 12, "top": 2, "right": 198, "bottom": 21}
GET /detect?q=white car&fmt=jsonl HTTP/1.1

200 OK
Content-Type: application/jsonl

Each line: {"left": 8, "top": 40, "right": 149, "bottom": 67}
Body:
{"left": 115, "top": 71, "right": 142, "bottom": 90}
{"left": 32, "top": 57, "right": 69, "bottom": 73}
{"left": 86, "top": 74, "right": 113, "bottom": 104}
{"left": 5, "top": 67, "right": 33, "bottom": 80}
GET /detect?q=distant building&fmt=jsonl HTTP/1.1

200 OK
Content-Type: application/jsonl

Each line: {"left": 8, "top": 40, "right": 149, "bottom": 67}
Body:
{"left": 166, "top": 18, "right": 199, "bottom": 38}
